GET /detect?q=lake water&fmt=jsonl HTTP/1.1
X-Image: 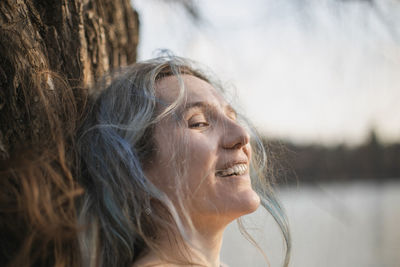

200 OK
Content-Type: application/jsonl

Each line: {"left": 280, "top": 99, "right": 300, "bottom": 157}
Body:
{"left": 221, "top": 180, "right": 400, "bottom": 267}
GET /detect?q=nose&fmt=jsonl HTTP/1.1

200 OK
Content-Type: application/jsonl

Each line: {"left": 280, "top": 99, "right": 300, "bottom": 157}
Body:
{"left": 221, "top": 120, "right": 250, "bottom": 150}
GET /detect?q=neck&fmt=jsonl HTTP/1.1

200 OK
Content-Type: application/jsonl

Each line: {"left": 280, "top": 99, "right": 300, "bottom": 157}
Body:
{"left": 188, "top": 226, "right": 225, "bottom": 267}
{"left": 134, "top": 220, "right": 228, "bottom": 267}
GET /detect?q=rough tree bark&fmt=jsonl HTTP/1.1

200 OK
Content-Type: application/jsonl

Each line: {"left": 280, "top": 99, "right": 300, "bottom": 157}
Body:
{"left": 0, "top": 0, "right": 139, "bottom": 158}
{"left": 0, "top": 0, "right": 139, "bottom": 265}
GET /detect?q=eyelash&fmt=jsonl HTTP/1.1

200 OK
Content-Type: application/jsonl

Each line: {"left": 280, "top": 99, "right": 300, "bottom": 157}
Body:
{"left": 187, "top": 111, "right": 236, "bottom": 129}
{"left": 189, "top": 121, "right": 209, "bottom": 128}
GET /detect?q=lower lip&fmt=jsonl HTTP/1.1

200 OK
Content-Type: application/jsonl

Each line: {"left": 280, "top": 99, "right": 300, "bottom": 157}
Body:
{"left": 216, "top": 173, "right": 250, "bottom": 180}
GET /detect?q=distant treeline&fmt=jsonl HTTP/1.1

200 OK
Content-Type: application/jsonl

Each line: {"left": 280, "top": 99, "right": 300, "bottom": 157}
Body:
{"left": 264, "top": 130, "right": 400, "bottom": 184}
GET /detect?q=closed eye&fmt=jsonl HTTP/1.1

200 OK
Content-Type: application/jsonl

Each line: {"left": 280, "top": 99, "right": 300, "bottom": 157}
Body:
{"left": 187, "top": 113, "right": 210, "bottom": 129}
{"left": 189, "top": 122, "right": 209, "bottom": 128}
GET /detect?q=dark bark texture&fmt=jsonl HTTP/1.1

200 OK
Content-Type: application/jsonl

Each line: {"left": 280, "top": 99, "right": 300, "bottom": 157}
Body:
{"left": 0, "top": 0, "right": 139, "bottom": 265}
{"left": 0, "top": 0, "right": 139, "bottom": 158}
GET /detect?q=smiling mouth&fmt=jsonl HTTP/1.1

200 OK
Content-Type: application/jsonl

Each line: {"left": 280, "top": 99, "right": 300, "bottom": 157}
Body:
{"left": 215, "top": 164, "right": 248, "bottom": 177}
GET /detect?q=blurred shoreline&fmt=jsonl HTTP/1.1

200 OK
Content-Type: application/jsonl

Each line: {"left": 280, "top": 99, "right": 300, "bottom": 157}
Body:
{"left": 265, "top": 129, "right": 400, "bottom": 185}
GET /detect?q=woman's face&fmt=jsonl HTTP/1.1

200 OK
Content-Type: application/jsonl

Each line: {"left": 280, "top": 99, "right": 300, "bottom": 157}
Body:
{"left": 146, "top": 74, "right": 260, "bottom": 228}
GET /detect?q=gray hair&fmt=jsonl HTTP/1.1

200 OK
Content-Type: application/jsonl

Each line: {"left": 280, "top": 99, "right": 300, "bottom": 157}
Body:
{"left": 76, "top": 56, "right": 291, "bottom": 267}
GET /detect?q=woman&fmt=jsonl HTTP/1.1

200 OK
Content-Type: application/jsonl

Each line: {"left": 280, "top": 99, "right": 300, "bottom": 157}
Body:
{"left": 76, "top": 56, "right": 290, "bottom": 267}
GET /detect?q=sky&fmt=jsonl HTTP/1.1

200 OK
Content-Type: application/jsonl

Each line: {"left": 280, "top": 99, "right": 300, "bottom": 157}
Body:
{"left": 132, "top": 0, "right": 400, "bottom": 145}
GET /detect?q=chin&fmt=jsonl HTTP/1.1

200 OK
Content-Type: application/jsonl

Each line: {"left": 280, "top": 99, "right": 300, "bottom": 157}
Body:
{"left": 241, "top": 189, "right": 261, "bottom": 214}
{"left": 228, "top": 189, "right": 261, "bottom": 219}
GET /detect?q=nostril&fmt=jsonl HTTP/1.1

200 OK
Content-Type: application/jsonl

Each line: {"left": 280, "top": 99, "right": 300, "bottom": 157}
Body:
{"left": 222, "top": 123, "right": 250, "bottom": 149}
{"left": 232, "top": 137, "right": 248, "bottom": 149}
{"left": 232, "top": 143, "right": 242, "bottom": 149}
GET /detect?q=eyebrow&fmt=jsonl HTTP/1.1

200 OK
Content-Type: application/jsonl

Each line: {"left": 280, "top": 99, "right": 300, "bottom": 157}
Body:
{"left": 183, "top": 101, "right": 237, "bottom": 118}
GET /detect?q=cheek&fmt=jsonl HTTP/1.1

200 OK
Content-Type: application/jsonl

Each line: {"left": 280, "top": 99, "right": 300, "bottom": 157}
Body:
{"left": 185, "top": 135, "right": 218, "bottom": 191}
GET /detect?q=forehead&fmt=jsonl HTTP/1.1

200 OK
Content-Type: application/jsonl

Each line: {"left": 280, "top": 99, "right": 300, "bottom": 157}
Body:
{"left": 155, "top": 74, "right": 226, "bottom": 107}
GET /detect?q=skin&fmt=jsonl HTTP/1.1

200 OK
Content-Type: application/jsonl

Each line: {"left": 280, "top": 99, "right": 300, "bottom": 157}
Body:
{"left": 136, "top": 75, "right": 260, "bottom": 267}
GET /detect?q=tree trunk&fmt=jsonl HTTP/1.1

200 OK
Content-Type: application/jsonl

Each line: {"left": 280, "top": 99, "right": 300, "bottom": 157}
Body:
{"left": 0, "top": 0, "right": 139, "bottom": 265}
{"left": 0, "top": 0, "right": 139, "bottom": 158}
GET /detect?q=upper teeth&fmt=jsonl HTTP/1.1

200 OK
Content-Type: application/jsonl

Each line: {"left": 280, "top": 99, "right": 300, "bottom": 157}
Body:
{"left": 216, "top": 164, "right": 247, "bottom": 177}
